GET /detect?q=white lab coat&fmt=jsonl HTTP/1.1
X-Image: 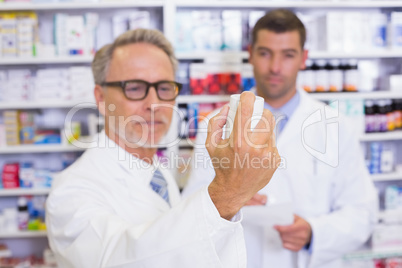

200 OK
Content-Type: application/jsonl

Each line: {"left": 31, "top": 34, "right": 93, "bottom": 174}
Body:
{"left": 183, "top": 89, "right": 378, "bottom": 268}
{"left": 46, "top": 131, "right": 247, "bottom": 268}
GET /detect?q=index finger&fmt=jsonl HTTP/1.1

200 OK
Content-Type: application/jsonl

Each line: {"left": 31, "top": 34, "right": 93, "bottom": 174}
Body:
{"left": 231, "top": 92, "right": 256, "bottom": 147}
{"left": 206, "top": 105, "right": 230, "bottom": 149}
{"left": 250, "top": 109, "right": 276, "bottom": 148}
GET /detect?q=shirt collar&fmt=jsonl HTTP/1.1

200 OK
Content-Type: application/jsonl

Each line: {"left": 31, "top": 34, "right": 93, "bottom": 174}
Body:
{"left": 97, "top": 130, "right": 158, "bottom": 184}
{"left": 251, "top": 88, "right": 300, "bottom": 119}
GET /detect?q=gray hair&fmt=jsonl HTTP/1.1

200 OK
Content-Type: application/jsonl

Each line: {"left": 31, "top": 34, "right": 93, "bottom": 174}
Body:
{"left": 92, "top": 28, "right": 178, "bottom": 85}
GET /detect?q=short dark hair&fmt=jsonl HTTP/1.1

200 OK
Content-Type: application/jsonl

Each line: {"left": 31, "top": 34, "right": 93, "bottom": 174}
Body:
{"left": 252, "top": 9, "right": 306, "bottom": 49}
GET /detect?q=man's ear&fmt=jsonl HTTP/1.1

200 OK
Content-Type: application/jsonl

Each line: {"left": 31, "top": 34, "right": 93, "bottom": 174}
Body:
{"left": 94, "top": 85, "right": 106, "bottom": 117}
{"left": 300, "top": 49, "right": 309, "bottom": 70}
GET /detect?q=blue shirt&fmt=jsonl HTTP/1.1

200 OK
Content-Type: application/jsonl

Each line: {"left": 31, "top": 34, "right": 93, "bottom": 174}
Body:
{"left": 263, "top": 91, "right": 300, "bottom": 135}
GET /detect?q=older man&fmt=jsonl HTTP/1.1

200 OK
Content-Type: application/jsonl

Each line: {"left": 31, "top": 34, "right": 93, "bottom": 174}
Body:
{"left": 46, "top": 29, "right": 279, "bottom": 267}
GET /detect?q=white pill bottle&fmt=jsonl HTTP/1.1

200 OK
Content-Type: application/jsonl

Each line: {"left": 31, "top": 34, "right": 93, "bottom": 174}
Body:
{"left": 223, "top": 93, "right": 265, "bottom": 139}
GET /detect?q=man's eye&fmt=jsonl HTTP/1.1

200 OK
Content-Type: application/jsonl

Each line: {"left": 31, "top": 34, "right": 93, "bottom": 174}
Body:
{"left": 285, "top": 54, "right": 295, "bottom": 58}
{"left": 126, "top": 83, "right": 145, "bottom": 91}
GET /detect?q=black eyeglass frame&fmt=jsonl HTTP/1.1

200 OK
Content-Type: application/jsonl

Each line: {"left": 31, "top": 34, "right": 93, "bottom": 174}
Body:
{"left": 100, "top": 79, "right": 183, "bottom": 101}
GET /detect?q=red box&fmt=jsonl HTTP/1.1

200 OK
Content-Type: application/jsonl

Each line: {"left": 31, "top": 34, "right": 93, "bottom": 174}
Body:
{"left": 223, "top": 73, "right": 241, "bottom": 94}
{"left": 206, "top": 73, "right": 222, "bottom": 94}
{"left": 190, "top": 78, "right": 206, "bottom": 95}
{"left": 2, "top": 163, "right": 20, "bottom": 188}
{"left": 3, "top": 163, "right": 19, "bottom": 173}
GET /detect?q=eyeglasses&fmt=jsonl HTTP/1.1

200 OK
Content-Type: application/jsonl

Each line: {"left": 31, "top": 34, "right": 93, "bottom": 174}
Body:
{"left": 101, "top": 79, "right": 182, "bottom": 101}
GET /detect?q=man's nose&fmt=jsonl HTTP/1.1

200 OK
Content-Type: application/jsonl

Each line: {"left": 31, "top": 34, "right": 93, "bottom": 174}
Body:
{"left": 143, "top": 86, "right": 160, "bottom": 111}
{"left": 270, "top": 55, "right": 281, "bottom": 74}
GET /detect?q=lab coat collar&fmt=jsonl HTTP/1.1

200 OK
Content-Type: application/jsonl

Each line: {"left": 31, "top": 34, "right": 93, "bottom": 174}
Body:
{"left": 277, "top": 89, "right": 324, "bottom": 148}
{"left": 250, "top": 87, "right": 321, "bottom": 147}
{"left": 96, "top": 130, "right": 160, "bottom": 187}
{"left": 96, "top": 131, "right": 180, "bottom": 209}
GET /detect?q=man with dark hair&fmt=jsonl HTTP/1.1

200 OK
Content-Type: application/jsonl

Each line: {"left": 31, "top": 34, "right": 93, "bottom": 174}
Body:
{"left": 184, "top": 9, "right": 378, "bottom": 268}
{"left": 252, "top": 9, "right": 306, "bottom": 49}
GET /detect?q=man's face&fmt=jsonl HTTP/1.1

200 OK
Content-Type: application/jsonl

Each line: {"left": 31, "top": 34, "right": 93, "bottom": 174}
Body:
{"left": 249, "top": 30, "right": 306, "bottom": 101}
{"left": 97, "top": 43, "right": 175, "bottom": 147}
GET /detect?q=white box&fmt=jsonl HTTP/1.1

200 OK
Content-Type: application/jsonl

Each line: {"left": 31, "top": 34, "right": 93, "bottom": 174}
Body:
{"left": 372, "top": 224, "right": 402, "bottom": 253}
{"left": 390, "top": 74, "right": 402, "bottom": 92}
{"left": 370, "top": 13, "right": 388, "bottom": 49}
{"left": 343, "top": 12, "right": 363, "bottom": 52}
{"left": 128, "top": 11, "right": 150, "bottom": 30}
{"left": 390, "top": 12, "right": 402, "bottom": 49}
{"left": 222, "top": 10, "right": 242, "bottom": 51}
{"left": 66, "top": 16, "right": 85, "bottom": 54}
{"left": 317, "top": 12, "right": 344, "bottom": 52}
{"left": 191, "top": 11, "right": 212, "bottom": 51}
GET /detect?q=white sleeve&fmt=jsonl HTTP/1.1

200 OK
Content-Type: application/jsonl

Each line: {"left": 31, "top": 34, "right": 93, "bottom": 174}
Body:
{"left": 46, "top": 181, "right": 246, "bottom": 268}
{"left": 305, "top": 118, "right": 378, "bottom": 267}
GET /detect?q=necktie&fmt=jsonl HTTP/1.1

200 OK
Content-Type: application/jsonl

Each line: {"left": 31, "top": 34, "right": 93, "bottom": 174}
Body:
{"left": 273, "top": 111, "right": 288, "bottom": 136}
{"left": 150, "top": 169, "right": 170, "bottom": 205}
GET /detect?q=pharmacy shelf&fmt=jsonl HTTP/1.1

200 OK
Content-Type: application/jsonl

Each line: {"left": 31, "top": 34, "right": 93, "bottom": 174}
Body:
{"left": 176, "top": 51, "right": 249, "bottom": 61}
{"left": 378, "top": 211, "right": 386, "bottom": 220}
{"left": 0, "top": 144, "right": 86, "bottom": 154}
{"left": 343, "top": 249, "right": 402, "bottom": 261}
{"left": 360, "top": 131, "right": 402, "bottom": 142}
{"left": 3, "top": 50, "right": 402, "bottom": 65}
{"left": 0, "top": 96, "right": 232, "bottom": 107}
{"left": 0, "top": 231, "right": 47, "bottom": 239}
{"left": 309, "top": 50, "right": 402, "bottom": 59}
{"left": 176, "top": 50, "right": 402, "bottom": 60}
{"left": 175, "top": 0, "right": 402, "bottom": 8}
{"left": 179, "top": 131, "right": 402, "bottom": 145}
{"left": 0, "top": 100, "right": 96, "bottom": 110}
{"left": 177, "top": 92, "right": 402, "bottom": 104}
{"left": 0, "top": 1, "right": 164, "bottom": 11}
{"left": 0, "top": 188, "right": 51, "bottom": 197}
{"left": 309, "top": 91, "right": 402, "bottom": 101}
{"left": 0, "top": 56, "right": 93, "bottom": 65}
{"left": 371, "top": 171, "right": 402, "bottom": 182}
{"left": 177, "top": 95, "right": 230, "bottom": 104}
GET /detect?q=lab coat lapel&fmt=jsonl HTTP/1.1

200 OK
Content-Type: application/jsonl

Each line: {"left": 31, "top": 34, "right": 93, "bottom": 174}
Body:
{"left": 277, "top": 90, "right": 316, "bottom": 149}
{"left": 260, "top": 91, "right": 320, "bottom": 268}
{"left": 124, "top": 166, "right": 172, "bottom": 212}
{"left": 99, "top": 133, "right": 172, "bottom": 212}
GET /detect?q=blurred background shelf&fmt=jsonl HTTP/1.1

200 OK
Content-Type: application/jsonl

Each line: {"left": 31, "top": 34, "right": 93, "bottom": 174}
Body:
{"left": 360, "top": 131, "right": 402, "bottom": 142}
{"left": 0, "top": 188, "right": 51, "bottom": 197}
{"left": 0, "top": 100, "right": 96, "bottom": 110}
{"left": 0, "top": 56, "right": 93, "bottom": 65}
{"left": 177, "top": 95, "right": 230, "bottom": 104}
{"left": 176, "top": 50, "right": 402, "bottom": 60}
{"left": 308, "top": 91, "right": 402, "bottom": 101}
{"left": 0, "top": 1, "right": 164, "bottom": 10}
{"left": 0, "top": 231, "right": 47, "bottom": 239}
{"left": 371, "top": 171, "right": 402, "bottom": 182}
{"left": 175, "top": 1, "right": 402, "bottom": 8}
{"left": 344, "top": 249, "right": 402, "bottom": 261}
{"left": 0, "top": 144, "right": 86, "bottom": 154}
